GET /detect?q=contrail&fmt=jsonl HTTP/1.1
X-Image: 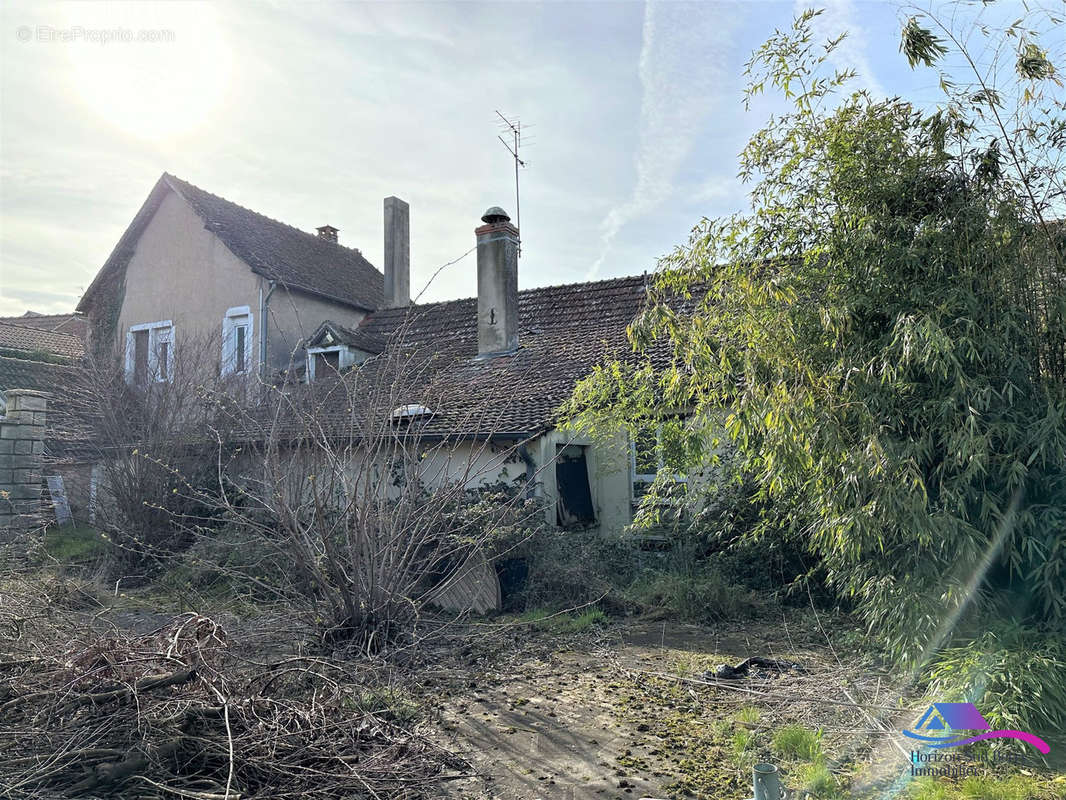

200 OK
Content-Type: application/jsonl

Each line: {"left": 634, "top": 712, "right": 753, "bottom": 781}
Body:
{"left": 588, "top": 0, "right": 736, "bottom": 279}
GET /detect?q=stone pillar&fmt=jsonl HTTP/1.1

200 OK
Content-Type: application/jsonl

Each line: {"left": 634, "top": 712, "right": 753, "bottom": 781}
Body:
{"left": 0, "top": 389, "right": 49, "bottom": 532}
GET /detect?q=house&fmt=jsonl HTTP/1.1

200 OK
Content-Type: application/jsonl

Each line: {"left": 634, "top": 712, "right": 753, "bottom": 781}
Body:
{"left": 76, "top": 173, "right": 402, "bottom": 381}
{"left": 67, "top": 176, "right": 685, "bottom": 544}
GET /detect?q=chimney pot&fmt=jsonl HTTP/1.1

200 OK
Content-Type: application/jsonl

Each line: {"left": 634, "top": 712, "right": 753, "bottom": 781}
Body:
{"left": 384, "top": 197, "right": 411, "bottom": 308}
{"left": 481, "top": 206, "right": 511, "bottom": 224}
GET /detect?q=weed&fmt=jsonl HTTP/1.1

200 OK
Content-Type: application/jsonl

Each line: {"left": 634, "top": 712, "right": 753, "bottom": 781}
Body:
{"left": 960, "top": 775, "right": 1042, "bottom": 800}
{"left": 771, "top": 724, "right": 823, "bottom": 762}
{"left": 346, "top": 687, "right": 420, "bottom": 726}
{"left": 905, "top": 774, "right": 1048, "bottom": 800}
{"left": 732, "top": 727, "right": 757, "bottom": 759}
{"left": 515, "top": 607, "right": 607, "bottom": 634}
{"left": 798, "top": 762, "right": 838, "bottom": 798}
{"left": 907, "top": 779, "right": 952, "bottom": 800}
{"left": 735, "top": 706, "right": 762, "bottom": 725}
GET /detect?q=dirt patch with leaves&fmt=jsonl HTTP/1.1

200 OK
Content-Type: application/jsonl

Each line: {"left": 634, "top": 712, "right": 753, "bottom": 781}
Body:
{"left": 435, "top": 616, "right": 1063, "bottom": 800}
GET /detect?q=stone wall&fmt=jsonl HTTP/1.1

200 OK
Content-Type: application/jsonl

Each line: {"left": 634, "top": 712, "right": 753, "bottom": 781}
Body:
{"left": 0, "top": 389, "right": 48, "bottom": 531}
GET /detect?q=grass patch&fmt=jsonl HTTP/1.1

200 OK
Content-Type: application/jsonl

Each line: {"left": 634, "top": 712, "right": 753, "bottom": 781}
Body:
{"left": 42, "top": 525, "right": 106, "bottom": 563}
{"left": 771, "top": 724, "right": 823, "bottom": 762}
{"left": 515, "top": 607, "right": 607, "bottom": 634}
{"left": 906, "top": 774, "right": 1053, "bottom": 800}
{"left": 798, "top": 761, "right": 838, "bottom": 798}
{"left": 347, "top": 686, "right": 420, "bottom": 726}
{"left": 735, "top": 706, "right": 762, "bottom": 725}
{"left": 731, "top": 727, "right": 757, "bottom": 760}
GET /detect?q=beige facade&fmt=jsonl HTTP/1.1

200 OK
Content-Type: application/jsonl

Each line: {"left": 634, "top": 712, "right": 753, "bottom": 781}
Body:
{"left": 264, "top": 287, "right": 366, "bottom": 371}
{"left": 115, "top": 188, "right": 368, "bottom": 376}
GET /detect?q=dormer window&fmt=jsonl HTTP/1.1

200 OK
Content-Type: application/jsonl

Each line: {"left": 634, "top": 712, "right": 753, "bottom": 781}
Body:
{"left": 305, "top": 321, "right": 382, "bottom": 382}
{"left": 221, "top": 306, "right": 253, "bottom": 376}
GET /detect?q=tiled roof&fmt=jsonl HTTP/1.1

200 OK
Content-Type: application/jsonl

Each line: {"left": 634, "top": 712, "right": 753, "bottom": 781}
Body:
{"left": 0, "top": 355, "right": 77, "bottom": 395}
{"left": 164, "top": 174, "right": 384, "bottom": 310}
{"left": 0, "top": 312, "right": 88, "bottom": 342}
{"left": 0, "top": 322, "right": 85, "bottom": 360}
{"left": 293, "top": 274, "right": 660, "bottom": 438}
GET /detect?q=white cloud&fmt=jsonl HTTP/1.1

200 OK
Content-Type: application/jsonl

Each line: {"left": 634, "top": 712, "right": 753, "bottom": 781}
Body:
{"left": 588, "top": 1, "right": 738, "bottom": 279}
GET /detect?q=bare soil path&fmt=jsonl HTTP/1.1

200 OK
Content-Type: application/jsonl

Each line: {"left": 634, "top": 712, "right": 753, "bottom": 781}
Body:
{"left": 437, "top": 616, "right": 873, "bottom": 800}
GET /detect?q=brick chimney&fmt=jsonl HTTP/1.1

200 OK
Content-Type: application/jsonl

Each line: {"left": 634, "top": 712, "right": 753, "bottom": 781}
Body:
{"left": 476, "top": 206, "right": 519, "bottom": 357}
{"left": 315, "top": 224, "right": 339, "bottom": 243}
{"left": 383, "top": 197, "right": 410, "bottom": 308}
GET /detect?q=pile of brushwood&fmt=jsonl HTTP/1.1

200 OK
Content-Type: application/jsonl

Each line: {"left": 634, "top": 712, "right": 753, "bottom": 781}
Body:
{"left": 0, "top": 590, "right": 466, "bottom": 799}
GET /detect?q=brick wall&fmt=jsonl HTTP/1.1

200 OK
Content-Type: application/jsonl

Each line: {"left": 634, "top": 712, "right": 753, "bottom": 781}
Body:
{"left": 0, "top": 389, "right": 48, "bottom": 531}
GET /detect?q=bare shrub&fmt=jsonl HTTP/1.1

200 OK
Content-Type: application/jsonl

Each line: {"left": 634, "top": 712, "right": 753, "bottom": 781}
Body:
{"left": 57, "top": 333, "right": 239, "bottom": 579}
{"left": 189, "top": 332, "right": 553, "bottom": 652}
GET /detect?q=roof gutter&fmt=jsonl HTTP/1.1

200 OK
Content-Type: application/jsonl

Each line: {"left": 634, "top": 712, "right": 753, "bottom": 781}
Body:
{"left": 259, "top": 278, "right": 277, "bottom": 379}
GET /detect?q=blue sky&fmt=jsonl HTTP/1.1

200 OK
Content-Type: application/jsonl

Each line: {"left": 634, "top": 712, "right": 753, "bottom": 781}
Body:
{"left": 0, "top": 1, "right": 961, "bottom": 315}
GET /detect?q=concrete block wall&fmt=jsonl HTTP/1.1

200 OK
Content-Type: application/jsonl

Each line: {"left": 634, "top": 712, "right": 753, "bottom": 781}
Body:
{"left": 0, "top": 389, "right": 48, "bottom": 532}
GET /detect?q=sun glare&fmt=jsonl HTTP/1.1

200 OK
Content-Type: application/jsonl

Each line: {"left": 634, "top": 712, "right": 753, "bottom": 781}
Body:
{"left": 62, "top": 2, "right": 233, "bottom": 143}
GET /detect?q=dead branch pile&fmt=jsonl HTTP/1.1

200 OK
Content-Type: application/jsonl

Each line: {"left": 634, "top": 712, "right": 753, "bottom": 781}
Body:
{"left": 0, "top": 611, "right": 465, "bottom": 799}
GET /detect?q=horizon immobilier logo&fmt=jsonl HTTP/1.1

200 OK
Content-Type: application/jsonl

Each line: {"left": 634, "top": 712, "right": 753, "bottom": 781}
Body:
{"left": 902, "top": 702, "right": 1050, "bottom": 754}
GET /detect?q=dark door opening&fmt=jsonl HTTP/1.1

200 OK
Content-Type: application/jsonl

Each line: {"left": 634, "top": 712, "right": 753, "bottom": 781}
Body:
{"left": 556, "top": 444, "right": 596, "bottom": 528}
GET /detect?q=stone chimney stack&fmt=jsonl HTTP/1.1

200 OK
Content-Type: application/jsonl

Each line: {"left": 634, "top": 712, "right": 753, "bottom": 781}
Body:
{"left": 383, "top": 197, "right": 410, "bottom": 308}
{"left": 476, "top": 206, "right": 519, "bottom": 357}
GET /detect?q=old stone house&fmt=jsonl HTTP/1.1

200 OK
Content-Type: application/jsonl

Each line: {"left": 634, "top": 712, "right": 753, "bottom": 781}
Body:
{"left": 19, "top": 174, "right": 681, "bottom": 537}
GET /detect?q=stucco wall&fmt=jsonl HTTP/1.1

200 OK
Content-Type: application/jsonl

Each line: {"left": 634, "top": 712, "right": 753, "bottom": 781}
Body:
{"left": 535, "top": 428, "right": 633, "bottom": 535}
{"left": 228, "top": 429, "right": 635, "bottom": 536}
{"left": 117, "top": 190, "right": 261, "bottom": 365}
{"left": 264, "top": 288, "right": 368, "bottom": 371}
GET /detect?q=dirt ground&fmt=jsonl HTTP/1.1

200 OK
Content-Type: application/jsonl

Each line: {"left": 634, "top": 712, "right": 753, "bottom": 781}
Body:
{"left": 434, "top": 616, "right": 1063, "bottom": 800}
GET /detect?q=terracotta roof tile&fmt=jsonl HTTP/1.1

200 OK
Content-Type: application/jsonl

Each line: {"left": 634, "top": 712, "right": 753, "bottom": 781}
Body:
{"left": 299, "top": 274, "right": 660, "bottom": 437}
{"left": 0, "top": 313, "right": 88, "bottom": 342}
{"left": 0, "top": 322, "right": 85, "bottom": 360}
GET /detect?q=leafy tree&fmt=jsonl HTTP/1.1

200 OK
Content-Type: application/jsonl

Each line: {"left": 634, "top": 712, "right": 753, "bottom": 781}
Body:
{"left": 566, "top": 7, "right": 1066, "bottom": 665}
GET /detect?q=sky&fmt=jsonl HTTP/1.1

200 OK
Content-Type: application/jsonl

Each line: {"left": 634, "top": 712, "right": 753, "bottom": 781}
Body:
{"left": 0, "top": 0, "right": 964, "bottom": 316}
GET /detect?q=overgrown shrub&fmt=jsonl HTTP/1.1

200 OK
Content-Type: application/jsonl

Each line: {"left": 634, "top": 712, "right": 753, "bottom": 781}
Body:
{"left": 924, "top": 623, "right": 1066, "bottom": 735}
{"left": 623, "top": 565, "right": 753, "bottom": 622}
{"left": 564, "top": 8, "right": 1066, "bottom": 665}
{"left": 501, "top": 527, "right": 642, "bottom": 612}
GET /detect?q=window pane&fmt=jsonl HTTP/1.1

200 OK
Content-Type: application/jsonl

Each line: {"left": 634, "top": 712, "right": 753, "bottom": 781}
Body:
{"left": 235, "top": 325, "right": 246, "bottom": 373}
{"left": 158, "top": 341, "right": 169, "bottom": 379}
{"left": 133, "top": 330, "right": 149, "bottom": 385}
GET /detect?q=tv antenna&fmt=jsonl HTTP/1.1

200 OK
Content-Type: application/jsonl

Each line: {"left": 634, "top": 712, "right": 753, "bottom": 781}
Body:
{"left": 495, "top": 111, "right": 531, "bottom": 256}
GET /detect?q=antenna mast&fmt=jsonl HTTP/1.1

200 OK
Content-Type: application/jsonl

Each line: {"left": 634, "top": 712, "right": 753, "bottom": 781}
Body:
{"left": 495, "top": 110, "right": 529, "bottom": 256}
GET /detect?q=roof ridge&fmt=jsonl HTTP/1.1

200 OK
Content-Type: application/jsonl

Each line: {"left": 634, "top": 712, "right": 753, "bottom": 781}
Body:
{"left": 0, "top": 312, "right": 82, "bottom": 322}
{"left": 163, "top": 172, "right": 371, "bottom": 260}
{"left": 0, "top": 320, "right": 82, "bottom": 338}
{"left": 364, "top": 272, "right": 650, "bottom": 319}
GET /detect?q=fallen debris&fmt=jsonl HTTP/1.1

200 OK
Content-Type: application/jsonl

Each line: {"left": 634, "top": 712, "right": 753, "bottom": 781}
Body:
{"left": 0, "top": 611, "right": 467, "bottom": 799}
{"left": 708, "top": 656, "right": 806, "bottom": 680}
